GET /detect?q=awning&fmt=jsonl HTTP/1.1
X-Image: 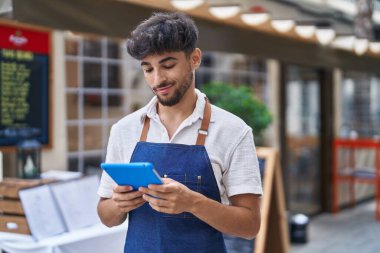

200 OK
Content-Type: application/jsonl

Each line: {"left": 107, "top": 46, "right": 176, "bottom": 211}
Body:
{"left": 11, "top": 0, "right": 380, "bottom": 73}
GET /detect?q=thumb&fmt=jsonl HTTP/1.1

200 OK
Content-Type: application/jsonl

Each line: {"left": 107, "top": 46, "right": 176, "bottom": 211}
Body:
{"left": 161, "top": 177, "right": 174, "bottom": 184}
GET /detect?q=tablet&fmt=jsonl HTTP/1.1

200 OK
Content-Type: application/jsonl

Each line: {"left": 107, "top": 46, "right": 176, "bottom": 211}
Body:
{"left": 101, "top": 162, "right": 163, "bottom": 190}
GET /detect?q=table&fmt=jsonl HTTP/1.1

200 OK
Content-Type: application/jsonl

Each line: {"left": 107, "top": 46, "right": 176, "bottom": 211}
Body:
{"left": 0, "top": 222, "right": 127, "bottom": 253}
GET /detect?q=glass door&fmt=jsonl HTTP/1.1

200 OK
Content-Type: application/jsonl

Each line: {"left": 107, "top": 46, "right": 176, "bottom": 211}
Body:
{"left": 283, "top": 65, "right": 322, "bottom": 215}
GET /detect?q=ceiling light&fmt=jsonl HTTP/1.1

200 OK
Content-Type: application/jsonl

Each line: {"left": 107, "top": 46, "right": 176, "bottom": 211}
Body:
{"left": 170, "top": 0, "right": 204, "bottom": 11}
{"left": 316, "top": 28, "right": 336, "bottom": 45}
{"left": 208, "top": 4, "right": 241, "bottom": 19}
{"left": 64, "top": 31, "right": 81, "bottom": 39}
{"left": 331, "top": 35, "right": 356, "bottom": 50}
{"left": 369, "top": 42, "right": 380, "bottom": 54}
{"left": 354, "top": 38, "right": 369, "bottom": 55}
{"left": 241, "top": 13, "right": 270, "bottom": 26}
{"left": 295, "top": 25, "right": 316, "bottom": 38}
{"left": 271, "top": 20, "right": 295, "bottom": 33}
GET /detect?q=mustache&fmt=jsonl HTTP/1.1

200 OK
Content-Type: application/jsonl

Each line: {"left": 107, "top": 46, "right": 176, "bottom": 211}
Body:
{"left": 152, "top": 81, "right": 175, "bottom": 92}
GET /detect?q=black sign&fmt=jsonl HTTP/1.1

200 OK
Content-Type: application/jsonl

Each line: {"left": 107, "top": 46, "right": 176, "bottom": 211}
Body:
{"left": 0, "top": 48, "right": 49, "bottom": 146}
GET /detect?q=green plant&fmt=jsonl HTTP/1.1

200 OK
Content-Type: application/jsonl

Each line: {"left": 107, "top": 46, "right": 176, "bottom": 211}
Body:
{"left": 201, "top": 82, "right": 272, "bottom": 144}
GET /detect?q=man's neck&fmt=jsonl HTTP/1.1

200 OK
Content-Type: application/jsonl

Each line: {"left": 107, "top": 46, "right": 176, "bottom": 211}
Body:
{"left": 156, "top": 88, "right": 198, "bottom": 140}
{"left": 157, "top": 89, "right": 197, "bottom": 123}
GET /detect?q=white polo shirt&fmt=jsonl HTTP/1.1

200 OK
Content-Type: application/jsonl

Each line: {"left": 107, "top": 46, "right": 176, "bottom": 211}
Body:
{"left": 97, "top": 89, "right": 263, "bottom": 204}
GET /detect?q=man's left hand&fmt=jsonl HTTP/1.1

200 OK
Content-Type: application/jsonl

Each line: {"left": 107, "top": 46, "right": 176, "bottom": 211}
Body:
{"left": 138, "top": 178, "right": 200, "bottom": 214}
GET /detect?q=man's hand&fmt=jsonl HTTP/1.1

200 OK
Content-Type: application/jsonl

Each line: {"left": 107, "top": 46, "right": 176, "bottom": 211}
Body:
{"left": 112, "top": 185, "right": 146, "bottom": 213}
{"left": 139, "top": 178, "right": 200, "bottom": 214}
{"left": 137, "top": 178, "right": 260, "bottom": 240}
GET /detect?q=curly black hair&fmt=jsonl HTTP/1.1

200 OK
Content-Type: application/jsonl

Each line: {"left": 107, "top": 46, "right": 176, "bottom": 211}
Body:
{"left": 126, "top": 12, "right": 199, "bottom": 60}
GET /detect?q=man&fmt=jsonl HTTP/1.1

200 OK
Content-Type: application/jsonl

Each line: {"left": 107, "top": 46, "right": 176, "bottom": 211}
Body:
{"left": 97, "top": 12, "right": 263, "bottom": 253}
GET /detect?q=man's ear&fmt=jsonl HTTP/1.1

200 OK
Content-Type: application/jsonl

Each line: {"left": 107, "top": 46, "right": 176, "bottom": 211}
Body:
{"left": 191, "top": 48, "right": 202, "bottom": 70}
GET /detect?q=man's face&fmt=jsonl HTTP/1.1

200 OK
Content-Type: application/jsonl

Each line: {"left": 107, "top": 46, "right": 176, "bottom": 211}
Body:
{"left": 141, "top": 51, "right": 198, "bottom": 106}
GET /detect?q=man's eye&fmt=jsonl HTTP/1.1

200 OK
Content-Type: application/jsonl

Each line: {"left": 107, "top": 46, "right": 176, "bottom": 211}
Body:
{"left": 163, "top": 64, "right": 175, "bottom": 69}
{"left": 143, "top": 68, "right": 153, "bottom": 73}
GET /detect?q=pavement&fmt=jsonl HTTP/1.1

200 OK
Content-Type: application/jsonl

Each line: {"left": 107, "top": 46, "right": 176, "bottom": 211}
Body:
{"left": 291, "top": 200, "right": 380, "bottom": 253}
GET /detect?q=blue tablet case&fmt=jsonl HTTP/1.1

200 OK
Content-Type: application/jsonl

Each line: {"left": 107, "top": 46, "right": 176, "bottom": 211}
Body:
{"left": 100, "top": 162, "right": 163, "bottom": 189}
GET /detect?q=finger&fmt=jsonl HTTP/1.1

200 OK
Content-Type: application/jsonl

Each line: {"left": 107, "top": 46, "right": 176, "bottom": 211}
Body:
{"left": 161, "top": 178, "right": 174, "bottom": 184}
{"left": 148, "top": 203, "right": 176, "bottom": 214}
{"left": 118, "top": 197, "right": 146, "bottom": 208}
{"left": 113, "top": 191, "right": 144, "bottom": 201}
{"left": 139, "top": 187, "right": 166, "bottom": 199}
{"left": 148, "top": 203, "right": 165, "bottom": 213}
{"left": 121, "top": 200, "right": 146, "bottom": 213}
{"left": 147, "top": 183, "right": 175, "bottom": 193}
{"left": 146, "top": 178, "right": 174, "bottom": 191}
{"left": 114, "top": 185, "right": 133, "bottom": 193}
{"left": 113, "top": 191, "right": 142, "bottom": 201}
{"left": 147, "top": 202, "right": 160, "bottom": 212}
{"left": 143, "top": 194, "right": 169, "bottom": 207}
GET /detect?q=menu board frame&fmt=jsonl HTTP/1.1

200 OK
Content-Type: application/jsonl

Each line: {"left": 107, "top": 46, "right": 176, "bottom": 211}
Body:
{"left": 254, "top": 147, "right": 289, "bottom": 253}
{"left": 0, "top": 20, "right": 53, "bottom": 151}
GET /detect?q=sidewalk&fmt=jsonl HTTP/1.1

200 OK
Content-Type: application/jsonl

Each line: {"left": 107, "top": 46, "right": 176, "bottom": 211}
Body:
{"left": 291, "top": 201, "right": 380, "bottom": 253}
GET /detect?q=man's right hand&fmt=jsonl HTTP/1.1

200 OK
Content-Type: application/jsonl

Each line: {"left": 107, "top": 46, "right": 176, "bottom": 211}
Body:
{"left": 112, "top": 185, "right": 146, "bottom": 213}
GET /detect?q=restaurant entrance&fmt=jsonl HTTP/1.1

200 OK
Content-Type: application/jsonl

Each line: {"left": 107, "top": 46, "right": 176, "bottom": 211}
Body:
{"left": 280, "top": 64, "right": 333, "bottom": 215}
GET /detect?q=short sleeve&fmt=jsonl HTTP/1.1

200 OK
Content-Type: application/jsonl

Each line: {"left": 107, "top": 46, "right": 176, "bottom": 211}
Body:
{"left": 97, "top": 125, "right": 120, "bottom": 198}
{"left": 223, "top": 128, "right": 263, "bottom": 197}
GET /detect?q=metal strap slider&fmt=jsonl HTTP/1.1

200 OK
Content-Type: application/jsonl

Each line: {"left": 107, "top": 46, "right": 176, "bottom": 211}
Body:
{"left": 198, "top": 129, "right": 208, "bottom": 136}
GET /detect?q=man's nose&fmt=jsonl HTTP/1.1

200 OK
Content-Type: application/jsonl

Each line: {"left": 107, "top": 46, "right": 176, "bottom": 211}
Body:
{"left": 153, "top": 70, "right": 166, "bottom": 86}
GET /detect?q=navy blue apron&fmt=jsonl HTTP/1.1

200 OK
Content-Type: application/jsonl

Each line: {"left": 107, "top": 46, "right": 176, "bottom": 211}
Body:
{"left": 124, "top": 99, "right": 227, "bottom": 253}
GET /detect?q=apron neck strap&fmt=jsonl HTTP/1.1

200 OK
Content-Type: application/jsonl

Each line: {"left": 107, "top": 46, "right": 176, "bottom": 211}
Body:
{"left": 195, "top": 98, "right": 211, "bottom": 146}
{"left": 140, "top": 116, "right": 150, "bottom": 142}
{"left": 139, "top": 98, "right": 211, "bottom": 146}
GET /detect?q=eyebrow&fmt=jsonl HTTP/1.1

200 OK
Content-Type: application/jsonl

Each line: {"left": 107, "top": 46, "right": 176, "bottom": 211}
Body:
{"left": 141, "top": 56, "right": 178, "bottom": 67}
{"left": 159, "top": 57, "right": 178, "bottom": 64}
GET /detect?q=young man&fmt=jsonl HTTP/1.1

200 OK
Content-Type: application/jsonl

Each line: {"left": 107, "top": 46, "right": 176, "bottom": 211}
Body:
{"left": 97, "top": 12, "right": 263, "bottom": 253}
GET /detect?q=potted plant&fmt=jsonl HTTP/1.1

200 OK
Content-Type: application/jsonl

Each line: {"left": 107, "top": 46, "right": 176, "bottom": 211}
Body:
{"left": 201, "top": 82, "right": 272, "bottom": 145}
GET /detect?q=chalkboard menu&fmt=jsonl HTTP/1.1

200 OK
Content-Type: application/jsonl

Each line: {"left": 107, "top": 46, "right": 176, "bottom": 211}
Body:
{"left": 0, "top": 22, "right": 50, "bottom": 147}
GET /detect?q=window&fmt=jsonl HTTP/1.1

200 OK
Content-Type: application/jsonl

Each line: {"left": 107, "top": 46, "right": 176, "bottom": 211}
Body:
{"left": 64, "top": 34, "right": 152, "bottom": 172}
{"left": 340, "top": 72, "right": 380, "bottom": 138}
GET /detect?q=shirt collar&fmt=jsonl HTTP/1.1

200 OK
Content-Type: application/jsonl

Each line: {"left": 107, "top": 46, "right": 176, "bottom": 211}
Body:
{"left": 139, "top": 89, "right": 215, "bottom": 124}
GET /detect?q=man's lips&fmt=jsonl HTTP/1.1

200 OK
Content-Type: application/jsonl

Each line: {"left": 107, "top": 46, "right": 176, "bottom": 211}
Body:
{"left": 154, "top": 84, "right": 174, "bottom": 95}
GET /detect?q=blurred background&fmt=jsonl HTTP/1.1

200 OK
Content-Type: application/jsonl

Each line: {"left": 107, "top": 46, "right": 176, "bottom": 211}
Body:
{"left": 1, "top": 0, "right": 380, "bottom": 252}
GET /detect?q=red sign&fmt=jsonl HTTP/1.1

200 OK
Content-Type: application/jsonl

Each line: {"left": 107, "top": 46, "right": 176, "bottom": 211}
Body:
{"left": 0, "top": 23, "right": 50, "bottom": 54}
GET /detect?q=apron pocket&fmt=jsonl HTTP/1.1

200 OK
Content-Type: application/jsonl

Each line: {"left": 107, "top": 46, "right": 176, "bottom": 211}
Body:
{"left": 161, "top": 174, "right": 202, "bottom": 219}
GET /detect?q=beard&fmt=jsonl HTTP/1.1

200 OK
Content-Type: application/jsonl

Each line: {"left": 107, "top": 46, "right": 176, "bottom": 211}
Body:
{"left": 154, "top": 69, "right": 193, "bottom": 107}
